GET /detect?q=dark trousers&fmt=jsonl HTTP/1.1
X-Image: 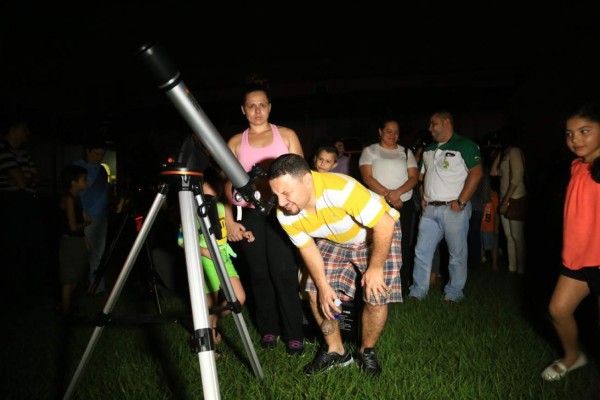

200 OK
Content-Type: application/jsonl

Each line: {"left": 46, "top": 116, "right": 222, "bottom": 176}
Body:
{"left": 237, "top": 208, "right": 304, "bottom": 342}
{"left": 399, "top": 198, "right": 417, "bottom": 291}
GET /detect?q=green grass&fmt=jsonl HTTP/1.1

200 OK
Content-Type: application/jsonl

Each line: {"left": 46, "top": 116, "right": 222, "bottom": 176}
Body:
{"left": 1, "top": 266, "right": 598, "bottom": 400}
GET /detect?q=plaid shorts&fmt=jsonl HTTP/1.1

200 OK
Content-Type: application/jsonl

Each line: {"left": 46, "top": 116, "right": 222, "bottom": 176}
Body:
{"left": 305, "top": 219, "right": 402, "bottom": 305}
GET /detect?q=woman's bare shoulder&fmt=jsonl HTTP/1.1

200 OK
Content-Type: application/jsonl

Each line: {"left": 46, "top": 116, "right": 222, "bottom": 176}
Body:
{"left": 227, "top": 132, "right": 244, "bottom": 145}
{"left": 276, "top": 125, "right": 298, "bottom": 138}
{"left": 227, "top": 132, "right": 245, "bottom": 155}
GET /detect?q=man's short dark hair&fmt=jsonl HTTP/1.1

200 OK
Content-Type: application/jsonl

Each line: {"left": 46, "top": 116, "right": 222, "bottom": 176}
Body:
{"left": 268, "top": 153, "right": 310, "bottom": 180}
{"left": 432, "top": 109, "right": 454, "bottom": 125}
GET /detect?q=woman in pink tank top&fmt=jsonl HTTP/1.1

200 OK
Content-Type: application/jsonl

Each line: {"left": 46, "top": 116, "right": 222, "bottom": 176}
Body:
{"left": 223, "top": 75, "right": 306, "bottom": 355}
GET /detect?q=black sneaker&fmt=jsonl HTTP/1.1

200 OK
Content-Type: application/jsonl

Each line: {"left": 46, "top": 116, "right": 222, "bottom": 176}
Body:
{"left": 285, "top": 340, "right": 305, "bottom": 356}
{"left": 260, "top": 334, "right": 278, "bottom": 349}
{"left": 356, "top": 348, "right": 382, "bottom": 377}
{"left": 303, "top": 347, "right": 353, "bottom": 376}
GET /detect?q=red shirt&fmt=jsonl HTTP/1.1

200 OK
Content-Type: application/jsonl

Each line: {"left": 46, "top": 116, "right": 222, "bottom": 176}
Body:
{"left": 481, "top": 190, "right": 499, "bottom": 232}
{"left": 562, "top": 158, "right": 600, "bottom": 270}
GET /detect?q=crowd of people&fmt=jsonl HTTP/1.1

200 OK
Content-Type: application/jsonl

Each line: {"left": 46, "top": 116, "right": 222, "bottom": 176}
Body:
{"left": 2, "top": 82, "right": 598, "bottom": 382}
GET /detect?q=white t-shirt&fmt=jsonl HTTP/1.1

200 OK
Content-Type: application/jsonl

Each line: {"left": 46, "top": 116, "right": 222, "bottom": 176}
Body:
{"left": 359, "top": 143, "right": 417, "bottom": 202}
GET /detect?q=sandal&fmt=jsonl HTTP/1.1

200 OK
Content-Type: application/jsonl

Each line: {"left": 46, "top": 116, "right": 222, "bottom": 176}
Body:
{"left": 541, "top": 353, "right": 587, "bottom": 381}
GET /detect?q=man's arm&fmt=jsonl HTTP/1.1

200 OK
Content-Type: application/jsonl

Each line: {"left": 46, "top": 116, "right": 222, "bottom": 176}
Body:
{"left": 418, "top": 171, "right": 426, "bottom": 209}
{"left": 298, "top": 240, "right": 339, "bottom": 319}
{"left": 361, "top": 212, "right": 395, "bottom": 304}
{"left": 450, "top": 164, "right": 484, "bottom": 212}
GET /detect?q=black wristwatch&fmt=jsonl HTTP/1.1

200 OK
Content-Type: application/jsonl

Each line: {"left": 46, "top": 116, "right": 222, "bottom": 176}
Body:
{"left": 456, "top": 199, "right": 467, "bottom": 209}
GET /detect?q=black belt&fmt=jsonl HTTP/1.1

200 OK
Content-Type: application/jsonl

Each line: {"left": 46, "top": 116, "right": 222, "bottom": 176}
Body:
{"left": 427, "top": 201, "right": 454, "bottom": 206}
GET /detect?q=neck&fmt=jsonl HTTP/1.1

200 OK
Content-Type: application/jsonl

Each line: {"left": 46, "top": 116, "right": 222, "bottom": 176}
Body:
{"left": 379, "top": 142, "right": 397, "bottom": 150}
{"left": 249, "top": 121, "right": 270, "bottom": 131}
{"left": 304, "top": 199, "right": 316, "bottom": 214}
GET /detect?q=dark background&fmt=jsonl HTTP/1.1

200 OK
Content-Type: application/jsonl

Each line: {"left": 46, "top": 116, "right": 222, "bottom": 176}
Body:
{"left": 2, "top": 3, "right": 598, "bottom": 191}
{"left": 2, "top": 4, "right": 599, "bottom": 379}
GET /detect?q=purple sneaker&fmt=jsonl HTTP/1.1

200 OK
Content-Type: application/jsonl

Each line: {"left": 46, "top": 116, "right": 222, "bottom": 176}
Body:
{"left": 285, "top": 340, "right": 305, "bottom": 356}
{"left": 260, "top": 334, "right": 278, "bottom": 349}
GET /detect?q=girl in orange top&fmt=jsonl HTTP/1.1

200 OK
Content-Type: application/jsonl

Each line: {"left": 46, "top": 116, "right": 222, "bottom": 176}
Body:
{"left": 541, "top": 101, "right": 600, "bottom": 381}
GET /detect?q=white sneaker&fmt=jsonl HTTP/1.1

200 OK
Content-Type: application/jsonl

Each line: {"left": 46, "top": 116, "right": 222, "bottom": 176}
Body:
{"left": 541, "top": 353, "right": 587, "bottom": 381}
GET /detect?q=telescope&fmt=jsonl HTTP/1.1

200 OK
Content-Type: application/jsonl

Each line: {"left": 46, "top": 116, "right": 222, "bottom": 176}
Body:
{"left": 136, "top": 42, "right": 275, "bottom": 216}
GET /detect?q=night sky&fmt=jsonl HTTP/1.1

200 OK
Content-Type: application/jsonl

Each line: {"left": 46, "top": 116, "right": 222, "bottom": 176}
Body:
{"left": 2, "top": 3, "right": 598, "bottom": 175}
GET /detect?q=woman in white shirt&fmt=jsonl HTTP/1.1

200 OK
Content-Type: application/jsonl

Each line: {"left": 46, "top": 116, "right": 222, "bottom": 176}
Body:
{"left": 359, "top": 118, "right": 419, "bottom": 290}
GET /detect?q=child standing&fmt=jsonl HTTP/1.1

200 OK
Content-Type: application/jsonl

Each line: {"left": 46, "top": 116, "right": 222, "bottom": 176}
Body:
{"left": 313, "top": 145, "right": 339, "bottom": 173}
{"left": 541, "top": 101, "right": 600, "bottom": 380}
{"left": 480, "top": 188, "right": 499, "bottom": 271}
{"left": 58, "top": 165, "right": 91, "bottom": 317}
{"left": 179, "top": 166, "right": 253, "bottom": 346}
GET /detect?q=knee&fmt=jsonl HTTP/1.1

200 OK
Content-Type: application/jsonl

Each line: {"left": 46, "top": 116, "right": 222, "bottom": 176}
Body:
{"left": 548, "top": 301, "right": 571, "bottom": 322}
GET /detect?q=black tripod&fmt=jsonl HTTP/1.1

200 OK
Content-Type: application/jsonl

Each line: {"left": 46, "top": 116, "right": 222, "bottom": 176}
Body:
{"left": 88, "top": 196, "right": 163, "bottom": 314}
{"left": 63, "top": 149, "right": 263, "bottom": 400}
{"left": 63, "top": 42, "right": 273, "bottom": 400}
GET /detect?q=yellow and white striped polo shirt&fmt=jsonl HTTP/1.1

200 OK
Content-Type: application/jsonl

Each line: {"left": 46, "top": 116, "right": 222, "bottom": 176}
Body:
{"left": 276, "top": 171, "right": 399, "bottom": 248}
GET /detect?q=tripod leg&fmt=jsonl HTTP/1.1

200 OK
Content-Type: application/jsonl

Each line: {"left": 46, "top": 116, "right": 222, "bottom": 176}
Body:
{"left": 195, "top": 193, "right": 264, "bottom": 379}
{"left": 88, "top": 207, "right": 131, "bottom": 294}
{"left": 63, "top": 189, "right": 168, "bottom": 400}
{"left": 143, "top": 242, "right": 162, "bottom": 314}
{"left": 179, "top": 190, "right": 221, "bottom": 399}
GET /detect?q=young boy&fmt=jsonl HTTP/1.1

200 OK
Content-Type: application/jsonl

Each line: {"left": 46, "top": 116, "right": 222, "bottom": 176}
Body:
{"left": 58, "top": 165, "right": 91, "bottom": 316}
{"left": 178, "top": 166, "right": 253, "bottom": 346}
{"left": 481, "top": 188, "right": 499, "bottom": 271}
{"left": 313, "top": 145, "right": 339, "bottom": 173}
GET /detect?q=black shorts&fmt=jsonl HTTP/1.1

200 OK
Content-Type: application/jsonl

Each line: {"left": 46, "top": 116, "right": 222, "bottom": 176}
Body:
{"left": 560, "top": 266, "right": 600, "bottom": 295}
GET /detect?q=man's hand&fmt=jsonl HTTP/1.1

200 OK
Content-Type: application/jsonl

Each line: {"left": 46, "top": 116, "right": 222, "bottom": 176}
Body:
{"left": 317, "top": 285, "right": 342, "bottom": 320}
{"left": 450, "top": 201, "right": 465, "bottom": 213}
{"left": 361, "top": 267, "right": 388, "bottom": 305}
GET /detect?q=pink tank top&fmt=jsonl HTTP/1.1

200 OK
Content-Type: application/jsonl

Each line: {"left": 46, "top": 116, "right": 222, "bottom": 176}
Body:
{"left": 233, "top": 124, "right": 290, "bottom": 207}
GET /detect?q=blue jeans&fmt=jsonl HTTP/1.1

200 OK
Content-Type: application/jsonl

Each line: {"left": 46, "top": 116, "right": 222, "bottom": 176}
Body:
{"left": 409, "top": 203, "right": 471, "bottom": 301}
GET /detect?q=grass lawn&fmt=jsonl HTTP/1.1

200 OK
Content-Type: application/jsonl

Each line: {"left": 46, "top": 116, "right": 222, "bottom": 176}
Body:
{"left": 1, "top": 255, "right": 598, "bottom": 400}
